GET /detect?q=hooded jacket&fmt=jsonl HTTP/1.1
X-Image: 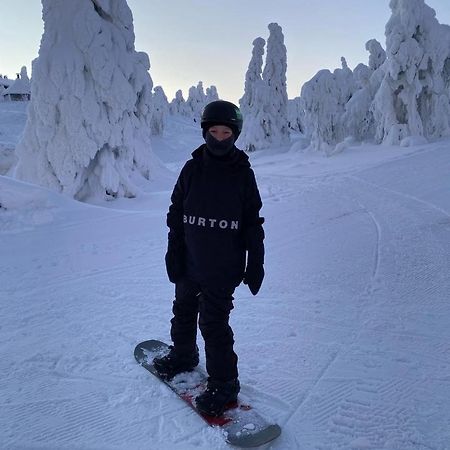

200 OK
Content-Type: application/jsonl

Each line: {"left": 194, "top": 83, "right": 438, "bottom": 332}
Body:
{"left": 166, "top": 144, "right": 264, "bottom": 288}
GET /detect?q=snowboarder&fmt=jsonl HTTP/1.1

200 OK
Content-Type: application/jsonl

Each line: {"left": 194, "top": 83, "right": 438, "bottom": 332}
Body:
{"left": 153, "top": 100, "right": 265, "bottom": 417}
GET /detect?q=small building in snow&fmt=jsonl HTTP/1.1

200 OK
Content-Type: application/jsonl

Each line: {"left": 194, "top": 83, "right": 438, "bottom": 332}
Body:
{"left": 2, "top": 67, "right": 31, "bottom": 101}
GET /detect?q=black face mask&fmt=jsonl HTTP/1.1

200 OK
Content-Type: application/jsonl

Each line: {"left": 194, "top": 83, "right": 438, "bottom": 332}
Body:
{"left": 205, "top": 132, "right": 235, "bottom": 157}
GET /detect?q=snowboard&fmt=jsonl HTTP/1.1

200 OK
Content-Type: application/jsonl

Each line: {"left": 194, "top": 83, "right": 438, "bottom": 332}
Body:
{"left": 134, "top": 340, "right": 281, "bottom": 448}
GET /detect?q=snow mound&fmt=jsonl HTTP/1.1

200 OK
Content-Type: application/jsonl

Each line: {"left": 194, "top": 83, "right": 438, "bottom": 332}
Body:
{"left": 289, "top": 136, "right": 310, "bottom": 152}
{"left": 0, "top": 176, "right": 79, "bottom": 234}
{"left": 400, "top": 135, "right": 428, "bottom": 147}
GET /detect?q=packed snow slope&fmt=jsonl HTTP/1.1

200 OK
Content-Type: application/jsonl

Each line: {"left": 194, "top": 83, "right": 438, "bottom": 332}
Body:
{"left": 1, "top": 114, "right": 450, "bottom": 449}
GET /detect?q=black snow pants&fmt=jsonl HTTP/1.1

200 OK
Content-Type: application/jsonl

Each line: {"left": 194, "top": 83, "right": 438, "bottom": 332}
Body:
{"left": 170, "top": 277, "right": 238, "bottom": 381}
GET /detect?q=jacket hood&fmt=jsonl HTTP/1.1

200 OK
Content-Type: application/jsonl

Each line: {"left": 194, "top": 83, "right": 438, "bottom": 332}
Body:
{"left": 191, "top": 144, "right": 251, "bottom": 168}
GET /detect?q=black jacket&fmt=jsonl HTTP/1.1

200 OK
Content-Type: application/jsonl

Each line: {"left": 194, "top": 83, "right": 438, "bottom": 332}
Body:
{"left": 166, "top": 145, "right": 264, "bottom": 288}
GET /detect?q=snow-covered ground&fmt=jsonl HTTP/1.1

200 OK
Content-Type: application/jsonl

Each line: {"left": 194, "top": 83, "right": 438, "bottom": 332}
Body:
{"left": 1, "top": 104, "right": 450, "bottom": 449}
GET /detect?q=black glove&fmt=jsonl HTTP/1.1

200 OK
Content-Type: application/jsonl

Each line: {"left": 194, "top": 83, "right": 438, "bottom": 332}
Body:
{"left": 243, "top": 263, "right": 264, "bottom": 296}
{"left": 165, "top": 231, "right": 185, "bottom": 283}
{"left": 165, "top": 250, "right": 184, "bottom": 283}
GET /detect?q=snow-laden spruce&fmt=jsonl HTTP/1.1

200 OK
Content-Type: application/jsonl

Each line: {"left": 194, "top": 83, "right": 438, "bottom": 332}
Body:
{"left": 15, "top": 0, "right": 156, "bottom": 200}
{"left": 300, "top": 45, "right": 388, "bottom": 152}
{"left": 169, "top": 90, "right": 189, "bottom": 116}
{"left": 238, "top": 24, "right": 289, "bottom": 151}
{"left": 372, "top": 0, "right": 450, "bottom": 144}
{"left": 205, "top": 86, "right": 219, "bottom": 104}
{"left": 297, "top": 0, "right": 450, "bottom": 152}
{"left": 151, "top": 86, "right": 169, "bottom": 136}
{"left": 185, "top": 82, "right": 218, "bottom": 123}
{"left": 301, "top": 58, "right": 357, "bottom": 152}
{"left": 240, "top": 37, "right": 266, "bottom": 119}
{"left": 366, "top": 39, "right": 386, "bottom": 71}
{"left": 262, "top": 23, "right": 290, "bottom": 145}
{"left": 340, "top": 45, "right": 386, "bottom": 146}
{"left": 287, "top": 97, "right": 305, "bottom": 133}
{"left": 169, "top": 84, "right": 218, "bottom": 121}
{"left": 238, "top": 37, "right": 268, "bottom": 151}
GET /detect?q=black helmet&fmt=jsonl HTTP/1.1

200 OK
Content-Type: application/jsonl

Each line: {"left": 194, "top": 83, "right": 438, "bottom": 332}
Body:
{"left": 201, "top": 100, "right": 243, "bottom": 139}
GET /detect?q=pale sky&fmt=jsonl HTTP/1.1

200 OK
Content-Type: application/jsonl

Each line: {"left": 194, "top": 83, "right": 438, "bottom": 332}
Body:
{"left": 1, "top": 1, "right": 450, "bottom": 104}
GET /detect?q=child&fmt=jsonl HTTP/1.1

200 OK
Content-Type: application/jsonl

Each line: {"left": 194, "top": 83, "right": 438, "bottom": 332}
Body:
{"left": 153, "top": 100, "right": 265, "bottom": 417}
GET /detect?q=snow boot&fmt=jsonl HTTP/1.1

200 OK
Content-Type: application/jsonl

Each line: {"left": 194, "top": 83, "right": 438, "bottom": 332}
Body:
{"left": 195, "top": 378, "right": 240, "bottom": 417}
{"left": 153, "top": 346, "right": 199, "bottom": 380}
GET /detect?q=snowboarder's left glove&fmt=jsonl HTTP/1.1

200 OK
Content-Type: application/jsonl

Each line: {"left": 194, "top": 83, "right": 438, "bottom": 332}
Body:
{"left": 243, "top": 263, "right": 264, "bottom": 296}
{"left": 243, "top": 219, "right": 265, "bottom": 296}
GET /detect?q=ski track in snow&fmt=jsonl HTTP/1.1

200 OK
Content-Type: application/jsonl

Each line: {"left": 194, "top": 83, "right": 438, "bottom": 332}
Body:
{"left": 251, "top": 144, "right": 450, "bottom": 450}
{"left": 1, "top": 139, "right": 450, "bottom": 449}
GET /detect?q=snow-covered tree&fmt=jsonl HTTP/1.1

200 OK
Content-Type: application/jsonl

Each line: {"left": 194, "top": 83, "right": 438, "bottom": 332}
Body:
{"left": 287, "top": 97, "right": 305, "bottom": 133}
{"left": 301, "top": 58, "right": 356, "bottom": 151}
{"left": 170, "top": 83, "right": 218, "bottom": 120}
{"left": 238, "top": 37, "right": 267, "bottom": 151}
{"left": 169, "top": 89, "right": 189, "bottom": 116}
{"left": 239, "top": 37, "right": 265, "bottom": 117}
{"left": 295, "top": 0, "right": 450, "bottom": 151}
{"left": 20, "top": 66, "right": 30, "bottom": 83}
{"left": 366, "top": 39, "right": 387, "bottom": 71}
{"left": 237, "top": 83, "right": 270, "bottom": 151}
{"left": 15, "top": 66, "right": 31, "bottom": 100}
{"left": 205, "top": 85, "right": 219, "bottom": 103}
{"left": 261, "top": 22, "right": 290, "bottom": 145}
{"left": 340, "top": 48, "right": 387, "bottom": 144}
{"left": 186, "top": 82, "right": 207, "bottom": 122}
{"left": 341, "top": 63, "right": 375, "bottom": 142}
{"left": 15, "top": 0, "right": 156, "bottom": 201}
{"left": 150, "top": 86, "right": 169, "bottom": 135}
{"left": 238, "top": 23, "right": 289, "bottom": 151}
{"left": 299, "top": 38, "right": 388, "bottom": 151}
{"left": 372, "top": 0, "right": 450, "bottom": 144}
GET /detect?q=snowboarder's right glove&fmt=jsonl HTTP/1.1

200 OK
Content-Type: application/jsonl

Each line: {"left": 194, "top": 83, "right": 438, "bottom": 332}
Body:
{"left": 243, "top": 262, "right": 264, "bottom": 296}
{"left": 165, "top": 230, "right": 185, "bottom": 283}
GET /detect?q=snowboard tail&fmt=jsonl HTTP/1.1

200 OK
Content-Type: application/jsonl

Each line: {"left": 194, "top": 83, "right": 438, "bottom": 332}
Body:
{"left": 134, "top": 339, "right": 281, "bottom": 448}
